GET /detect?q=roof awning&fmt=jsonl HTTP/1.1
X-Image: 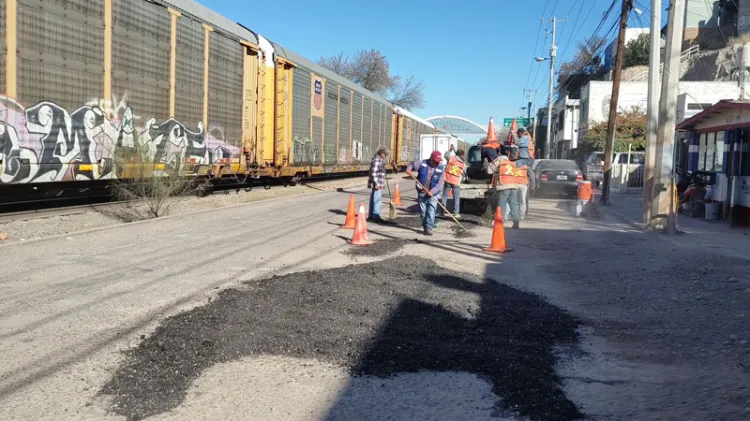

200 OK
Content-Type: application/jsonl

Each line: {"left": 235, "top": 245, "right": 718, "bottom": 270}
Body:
{"left": 676, "top": 100, "right": 750, "bottom": 130}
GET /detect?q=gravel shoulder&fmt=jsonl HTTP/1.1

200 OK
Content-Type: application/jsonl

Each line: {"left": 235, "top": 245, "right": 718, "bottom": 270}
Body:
{"left": 0, "top": 175, "right": 370, "bottom": 244}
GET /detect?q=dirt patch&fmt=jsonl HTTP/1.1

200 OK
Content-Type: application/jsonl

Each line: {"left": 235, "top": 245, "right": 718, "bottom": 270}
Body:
{"left": 99, "top": 256, "right": 583, "bottom": 421}
{"left": 344, "top": 238, "right": 412, "bottom": 257}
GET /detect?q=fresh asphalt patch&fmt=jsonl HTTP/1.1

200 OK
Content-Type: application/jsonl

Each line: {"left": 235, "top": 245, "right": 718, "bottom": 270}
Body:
{"left": 99, "top": 256, "right": 583, "bottom": 421}
{"left": 343, "top": 238, "right": 412, "bottom": 257}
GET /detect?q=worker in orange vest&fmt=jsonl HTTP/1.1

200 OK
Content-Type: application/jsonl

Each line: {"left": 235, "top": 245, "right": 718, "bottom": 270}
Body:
{"left": 493, "top": 148, "right": 527, "bottom": 229}
{"left": 440, "top": 145, "right": 466, "bottom": 219}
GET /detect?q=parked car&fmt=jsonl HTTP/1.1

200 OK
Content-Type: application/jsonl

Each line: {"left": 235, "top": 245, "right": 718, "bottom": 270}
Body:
{"left": 583, "top": 151, "right": 645, "bottom": 188}
{"left": 532, "top": 159, "right": 583, "bottom": 199}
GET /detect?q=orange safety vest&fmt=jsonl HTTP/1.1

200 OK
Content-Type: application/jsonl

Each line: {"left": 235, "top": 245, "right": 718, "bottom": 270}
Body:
{"left": 528, "top": 137, "right": 535, "bottom": 159}
{"left": 444, "top": 156, "right": 465, "bottom": 185}
{"left": 497, "top": 160, "right": 528, "bottom": 185}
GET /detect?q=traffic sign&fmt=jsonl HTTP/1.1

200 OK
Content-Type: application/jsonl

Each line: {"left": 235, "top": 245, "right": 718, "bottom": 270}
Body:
{"left": 503, "top": 118, "right": 533, "bottom": 128}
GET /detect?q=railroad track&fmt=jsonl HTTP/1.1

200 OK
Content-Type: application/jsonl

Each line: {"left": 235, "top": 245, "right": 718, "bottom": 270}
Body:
{"left": 0, "top": 200, "right": 131, "bottom": 225}
{"left": 0, "top": 173, "right": 368, "bottom": 225}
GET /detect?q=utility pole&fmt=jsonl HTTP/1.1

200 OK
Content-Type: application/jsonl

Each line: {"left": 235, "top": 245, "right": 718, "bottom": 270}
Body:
{"left": 524, "top": 89, "right": 536, "bottom": 139}
{"left": 600, "top": 0, "right": 632, "bottom": 206}
{"left": 643, "top": 0, "right": 661, "bottom": 226}
{"left": 541, "top": 18, "right": 566, "bottom": 159}
{"left": 653, "top": 0, "right": 685, "bottom": 234}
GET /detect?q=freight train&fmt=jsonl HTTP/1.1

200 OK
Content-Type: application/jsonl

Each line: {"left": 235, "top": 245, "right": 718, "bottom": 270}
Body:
{"left": 0, "top": 0, "right": 468, "bottom": 203}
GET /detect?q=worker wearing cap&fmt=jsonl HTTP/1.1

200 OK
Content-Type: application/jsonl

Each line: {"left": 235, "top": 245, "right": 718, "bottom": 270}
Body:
{"left": 406, "top": 151, "right": 446, "bottom": 236}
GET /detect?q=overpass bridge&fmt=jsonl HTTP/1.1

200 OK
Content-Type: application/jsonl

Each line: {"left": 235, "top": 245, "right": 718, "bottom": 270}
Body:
{"left": 426, "top": 115, "right": 495, "bottom": 145}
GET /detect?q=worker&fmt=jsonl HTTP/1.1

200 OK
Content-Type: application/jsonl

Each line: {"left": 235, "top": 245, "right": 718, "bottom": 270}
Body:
{"left": 514, "top": 127, "right": 535, "bottom": 168}
{"left": 441, "top": 146, "right": 466, "bottom": 219}
{"left": 367, "top": 147, "right": 387, "bottom": 222}
{"left": 492, "top": 146, "right": 522, "bottom": 229}
{"left": 481, "top": 136, "right": 501, "bottom": 163}
{"left": 406, "top": 150, "right": 446, "bottom": 236}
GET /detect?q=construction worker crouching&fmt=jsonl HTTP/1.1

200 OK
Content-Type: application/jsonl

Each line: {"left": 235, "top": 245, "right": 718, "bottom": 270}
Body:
{"left": 441, "top": 145, "right": 466, "bottom": 219}
{"left": 406, "top": 151, "right": 446, "bottom": 236}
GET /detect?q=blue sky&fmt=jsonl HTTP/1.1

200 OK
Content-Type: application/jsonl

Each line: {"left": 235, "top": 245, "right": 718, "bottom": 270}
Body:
{"left": 201, "top": 0, "right": 659, "bottom": 128}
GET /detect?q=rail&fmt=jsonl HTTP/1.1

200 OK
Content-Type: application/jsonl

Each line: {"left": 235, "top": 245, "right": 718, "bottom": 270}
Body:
{"left": 630, "top": 44, "right": 700, "bottom": 82}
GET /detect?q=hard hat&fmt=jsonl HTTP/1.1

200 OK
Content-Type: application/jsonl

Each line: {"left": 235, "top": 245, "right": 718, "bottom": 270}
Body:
{"left": 430, "top": 151, "right": 442, "bottom": 161}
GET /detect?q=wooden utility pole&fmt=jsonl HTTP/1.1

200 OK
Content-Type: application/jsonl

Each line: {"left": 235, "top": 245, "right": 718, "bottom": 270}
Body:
{"left": 643, "top": 0, "right": 661, "bottom": 227}
{"left": 653, "top": 0, "right": 685, "bottom": 234}
{"left": 600, "top": 0, "right": 632, "bottom": 206}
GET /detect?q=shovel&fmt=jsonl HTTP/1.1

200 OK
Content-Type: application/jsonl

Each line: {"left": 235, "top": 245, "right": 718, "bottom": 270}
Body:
{"left": 405, "top": 172, "right": 467, "bottom": 232}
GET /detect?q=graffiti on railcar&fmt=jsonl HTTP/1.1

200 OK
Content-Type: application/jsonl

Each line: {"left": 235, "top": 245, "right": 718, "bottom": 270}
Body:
{"left": 338, "top": 147, "right": 349, "bottom": 164}
{"left": 291, "top": 136, "right": 319, "bottom": 164}
{"left": 0, "top": 96, "right": 240, "bottom": 184}
{"left": 352, "top": 140, "right": 362, "bottom": 161}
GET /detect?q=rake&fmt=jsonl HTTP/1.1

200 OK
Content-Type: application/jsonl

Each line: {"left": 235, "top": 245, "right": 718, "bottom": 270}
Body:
{"left": 406, "top": 172, "right": 467, "bottom": 232}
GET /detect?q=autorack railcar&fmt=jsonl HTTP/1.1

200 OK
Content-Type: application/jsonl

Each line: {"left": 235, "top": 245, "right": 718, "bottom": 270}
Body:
{"left": 0, "top": 0, "right": 462, "bottom": 202}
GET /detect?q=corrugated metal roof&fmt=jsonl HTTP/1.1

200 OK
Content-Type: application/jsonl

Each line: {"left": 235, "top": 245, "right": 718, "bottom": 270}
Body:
{"left": 161, "top": 0, "right": 258, "bottom": 44}
{"left": 270, "top": 40, "right": 393, "bottom": 107}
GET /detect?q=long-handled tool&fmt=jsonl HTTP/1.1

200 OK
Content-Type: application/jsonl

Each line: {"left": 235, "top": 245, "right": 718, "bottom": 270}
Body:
{"left": 385, "top": 173, "right": 396, "bottom": 221}
{"left": 384, "top": 170, "right": 397, "bottom": 220}
{"left": 406, "top": 172, "right": 467, "bottom": 232}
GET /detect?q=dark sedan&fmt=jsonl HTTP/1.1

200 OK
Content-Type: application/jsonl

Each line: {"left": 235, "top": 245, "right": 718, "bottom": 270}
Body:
{"left": 532, "top": 159, "right": 583, "bottom": 199}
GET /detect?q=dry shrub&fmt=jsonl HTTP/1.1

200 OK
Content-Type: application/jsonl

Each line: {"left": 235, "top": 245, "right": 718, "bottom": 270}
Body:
{"left": 106, "top": 148, "right": 198, "bottom": 222}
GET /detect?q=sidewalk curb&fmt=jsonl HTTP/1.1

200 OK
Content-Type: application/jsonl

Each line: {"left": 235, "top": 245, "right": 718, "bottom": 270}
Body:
{"left": 594, "top": 202, "right": 646, "bottom": 231}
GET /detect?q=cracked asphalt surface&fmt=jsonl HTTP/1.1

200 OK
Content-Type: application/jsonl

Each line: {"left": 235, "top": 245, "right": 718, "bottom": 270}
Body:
{"left": 1, "top": 182, "right": 749, "bottom": 421}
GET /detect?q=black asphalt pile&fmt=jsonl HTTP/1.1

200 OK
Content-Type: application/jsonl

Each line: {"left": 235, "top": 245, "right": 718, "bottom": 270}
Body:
{"left": 343, "top": 238, "right": 412, "bottom": 257}
{"left": 395, "top": 215, "right": 487, "bottom": 230}
{"left": 99, "top": 256, "right": 583, "bottom": 421}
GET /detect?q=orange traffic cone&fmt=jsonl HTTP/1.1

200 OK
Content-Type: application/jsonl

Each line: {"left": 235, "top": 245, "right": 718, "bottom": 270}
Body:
{"left": 348, "top": 203, "right": 374, "bottom": 246}
{"left": 393, "top": 183, "right": 403, "bottom": 206}
{"left": 342, "top": 194, "right": 357, "bottom": 229}
{"left": 483, "top": 206, "right": 513, "bottom": 254}
{"left": 487, "top": 117, "right": 498, "bottom": 142}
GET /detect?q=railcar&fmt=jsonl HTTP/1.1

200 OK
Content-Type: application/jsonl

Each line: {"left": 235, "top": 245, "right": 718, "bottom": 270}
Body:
{"left": 0, "top": 0, "right": 462, "bottom": 203}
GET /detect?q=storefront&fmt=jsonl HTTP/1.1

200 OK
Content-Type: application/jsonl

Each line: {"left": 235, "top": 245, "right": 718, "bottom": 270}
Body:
{"left": 676, "top": 100, "right": 750, "bottom": 227}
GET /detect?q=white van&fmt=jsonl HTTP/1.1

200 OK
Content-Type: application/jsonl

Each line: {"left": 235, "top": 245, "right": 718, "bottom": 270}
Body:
{"left": 584, "top": 151, "right": 645, "bottom": 187}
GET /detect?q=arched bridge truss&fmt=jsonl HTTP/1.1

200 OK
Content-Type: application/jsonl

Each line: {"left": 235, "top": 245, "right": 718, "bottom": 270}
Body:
{"left": 426, "top": 115, "right": 488, "bottom": 135}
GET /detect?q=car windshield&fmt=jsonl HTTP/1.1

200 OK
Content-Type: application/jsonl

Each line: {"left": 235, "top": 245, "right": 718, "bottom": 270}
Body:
{"left": 539, "top": 160, "right": 579, "bottom": 170}
{"left": 468, "top": 147, "right": 482, "bottom": 164}
{"left": 590, "top": 153, "right": 604, "bottom": 164}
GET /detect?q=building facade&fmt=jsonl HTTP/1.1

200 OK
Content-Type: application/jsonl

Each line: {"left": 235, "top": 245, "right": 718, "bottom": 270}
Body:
{"left": 676, "top": 100, "right": 750, "bottom": 227}
{"left": 551, "top": 95, "right": 580, "bottom": 159}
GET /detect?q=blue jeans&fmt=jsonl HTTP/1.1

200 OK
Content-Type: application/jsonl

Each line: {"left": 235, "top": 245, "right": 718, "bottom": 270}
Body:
{"left": 368, "top": 187, "right": 382, "bottom": 219}
{"left": 499, "top": 188, "right": 520, "bottom": 222}
{"left": 441, "top": 183, "right": 461, "bottom": 214}
{"left": 417, "top": 192, "right": 438, "bottom": 230}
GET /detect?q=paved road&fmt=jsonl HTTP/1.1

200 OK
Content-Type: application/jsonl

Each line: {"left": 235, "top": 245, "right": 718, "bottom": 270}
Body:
{"left": 1, "top": 184, "right": 748, "bottom": 421}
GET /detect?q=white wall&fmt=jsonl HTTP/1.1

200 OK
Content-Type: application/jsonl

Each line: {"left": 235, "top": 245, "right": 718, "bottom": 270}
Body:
{"left": 580, "top": 81, "right": 740, "bottom": 127}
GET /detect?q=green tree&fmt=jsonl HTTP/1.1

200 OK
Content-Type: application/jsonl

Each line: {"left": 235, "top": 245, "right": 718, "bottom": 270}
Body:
{"left": 623, "top": 33, "right": 650, "bottom": 67}
{"left": 557, "top": 36, "right": 608, "bottom": 99}
{"left": 582, "top": 105, "right": 646, "bottom": 153}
